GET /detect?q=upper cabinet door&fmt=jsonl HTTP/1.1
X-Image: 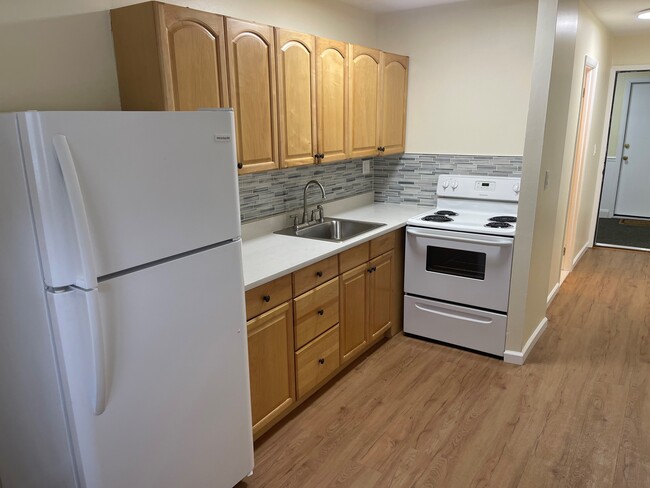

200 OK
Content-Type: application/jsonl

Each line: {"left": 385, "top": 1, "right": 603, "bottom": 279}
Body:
{"left": 348, "top": 44, "right": 381, "bottom": 159}
{"left": 379, "top": 52, "right": 409, "bottom": 156}
{"left": 158, "top": 4, "right": 229, "bottom": 111}
{"left": 226, "top": 18, "right": 279, "bottom": 174}
{"left": 276, "top": 29, "right": 317, "bottom": 168}
{"left": 316, "top": 38, "right": 349, "bottom": 163}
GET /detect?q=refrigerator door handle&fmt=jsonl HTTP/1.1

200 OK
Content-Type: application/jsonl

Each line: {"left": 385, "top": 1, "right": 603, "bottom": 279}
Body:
{"left": 84, "top": 289, "right": 107, "bottom": 415}
{"left": 52, "top": 134, "right": 97, "bottom": 290}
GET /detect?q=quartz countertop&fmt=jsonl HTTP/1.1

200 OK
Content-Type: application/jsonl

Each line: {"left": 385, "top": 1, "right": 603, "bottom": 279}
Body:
{"left": 241, "top": 202, "right": 423, "bottom": 290}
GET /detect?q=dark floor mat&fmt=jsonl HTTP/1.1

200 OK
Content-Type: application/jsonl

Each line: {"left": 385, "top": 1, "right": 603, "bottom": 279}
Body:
{"left": 596, "top": 218, "right": 650, "bottom": 248}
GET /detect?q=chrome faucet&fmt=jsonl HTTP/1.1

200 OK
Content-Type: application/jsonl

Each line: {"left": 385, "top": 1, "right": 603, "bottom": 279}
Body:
{"left": 302, "top": 180, "right": 326, "bottom": 225}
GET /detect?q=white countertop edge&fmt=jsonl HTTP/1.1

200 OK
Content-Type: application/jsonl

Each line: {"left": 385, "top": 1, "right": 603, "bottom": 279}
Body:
{"left": 242, "top": 202, "right": 423, "bottom": 291}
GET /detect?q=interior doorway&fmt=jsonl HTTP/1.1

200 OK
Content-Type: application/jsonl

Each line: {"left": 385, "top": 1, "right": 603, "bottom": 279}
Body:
{"left": 561, "top": 57, "right": 597, "bottom": 281}
{"left": 595, "top": 68, "right": 650, "bottom": 251}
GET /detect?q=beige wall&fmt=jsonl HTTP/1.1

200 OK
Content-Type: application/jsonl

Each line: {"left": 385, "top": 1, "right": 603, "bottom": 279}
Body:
{"left": 507, "top": 0, "right": 574, "bottom": 355}
{"left": 0, "top": 0, "right": 377, "bottom": 112}
{"left": 376, "top": 0, "right": 537, "bottom": 156}
{"left": 547, "top": 1, "right": 610, "bottom": 295}
{"left": 611, "top": 33, "right": 650, "bottom": 66}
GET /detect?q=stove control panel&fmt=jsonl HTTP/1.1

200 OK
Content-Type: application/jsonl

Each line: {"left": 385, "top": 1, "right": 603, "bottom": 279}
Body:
{"left": 437, "top": 175, "right": 521, "bottom": 202}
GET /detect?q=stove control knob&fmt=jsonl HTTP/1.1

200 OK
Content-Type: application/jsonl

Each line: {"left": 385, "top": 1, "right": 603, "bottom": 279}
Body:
{"left": 441, "top": 179, "right": 449, "bottom": 189}
{"left": 451, "top": 180, "right": 459, "bottom": 190}
{"left": 513, "top": 184, "right": 520, "bottom": 194}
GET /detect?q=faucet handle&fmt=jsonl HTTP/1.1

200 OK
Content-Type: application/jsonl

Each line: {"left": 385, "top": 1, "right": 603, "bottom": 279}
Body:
{"left": 315, "top": 204, "right": 324, "bottom": 223}
{"left": 289, "top": 214, "right": 299, "bottom": 228}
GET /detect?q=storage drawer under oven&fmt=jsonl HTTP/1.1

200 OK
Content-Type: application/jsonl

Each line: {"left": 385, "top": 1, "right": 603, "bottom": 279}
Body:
{"left": 403, "top": 295, "right": 507, "bottom": 356}
{"left": 404, "top": 226, "right": 514, "bottom": 312}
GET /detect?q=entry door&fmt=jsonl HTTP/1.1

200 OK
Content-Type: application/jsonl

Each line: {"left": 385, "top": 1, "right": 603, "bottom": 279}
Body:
{"left": 614, "top": 81, "right": 650, "bottom": 218}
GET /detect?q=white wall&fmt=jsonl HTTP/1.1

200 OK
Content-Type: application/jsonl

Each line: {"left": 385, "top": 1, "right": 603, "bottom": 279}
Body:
{"left": 547, "top": 0, "right": 610, "bottom": 294}
{"left": 506, "top": 0, "right": 574, "bottom": 357}
{"left": 0, "top": 0, "right": 377, "bottom": 112}
{"left": 376, "top": 0, "right": 538, "bottom": 156}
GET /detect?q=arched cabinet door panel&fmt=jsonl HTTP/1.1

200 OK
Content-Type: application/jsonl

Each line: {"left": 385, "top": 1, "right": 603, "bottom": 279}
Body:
{"left": 379, "top": 52, "right": 408, "bottom": 156}
{"left": 276, "top": 29, "right": 317, "bottom": 168}
{"left": 348, "top": 44, "right": 381, "bottom": 159}
{"left": 226, "top": 18, "right": 279, "bottom": 174}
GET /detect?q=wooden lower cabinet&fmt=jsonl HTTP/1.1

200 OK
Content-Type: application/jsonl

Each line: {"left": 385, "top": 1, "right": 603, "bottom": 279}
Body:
{"left": 295, "top": 325, "right": 340, "bottom": 399}
{"left": 247, "top": 301, "right": 295, "bottom": 436}
{"left": 246, "top": 229, "right": 401, "bottom": 439}
{"left": 339, "top": 263, "right": 368, "bottom": 362}
{"left": 368, "top": 250, "right": 393, "bottom": 340}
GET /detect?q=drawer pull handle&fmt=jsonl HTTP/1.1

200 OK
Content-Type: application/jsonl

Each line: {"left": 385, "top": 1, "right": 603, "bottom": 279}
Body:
{"left": 367, "top": 266, "right": 376, "bottom": 273}
{"left": 317, "top": 309, "right": 324, "bottom": 316}
{"left": 318, "top": 358, "right": 325, "bottom": 365}
{"left": 262, "top": 295, "right": 271, "bottom": 303}
{"left": 316, "top": 271, "right": 323, "bottom": 277}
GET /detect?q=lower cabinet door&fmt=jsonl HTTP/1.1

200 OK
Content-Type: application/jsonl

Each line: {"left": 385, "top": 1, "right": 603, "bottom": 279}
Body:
{"left": 368, "top": 250, "right": 393, "bottom": 340}
{"left": 339, "top": 263, "right": 368, "bottom": 363}
{"left": 295, "top": 325, "right": 340, "bottom": 399}
{"left": 247, "top": 301, "right": 295, "bottom": 436}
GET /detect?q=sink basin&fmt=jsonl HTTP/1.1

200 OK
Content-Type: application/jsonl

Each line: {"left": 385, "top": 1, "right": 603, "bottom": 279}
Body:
{"left": 275, "top": 217, "right": 385, "bottom": 242}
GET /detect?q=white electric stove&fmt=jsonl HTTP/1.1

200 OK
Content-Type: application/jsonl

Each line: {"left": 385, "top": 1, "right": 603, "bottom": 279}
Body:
{"left": 403, "top": 175, "right": 521, "bottom": 357}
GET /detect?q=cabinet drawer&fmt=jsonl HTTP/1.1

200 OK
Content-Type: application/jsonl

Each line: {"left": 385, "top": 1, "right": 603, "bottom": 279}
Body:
{"left": 339, "top": 241, "right": 369, "bottom": 273}
{"left": 295, "top": 325, "right": 340, "bottom": 399}
{"left": 293, "top": 255, "right": 338, "bottom": 297}
{"left": 245, "top": 274, "right": 292, "bottom": 320}
{"left": 370, "top": 231, "right": 395, "bottom": 258}
{"left": 294, "top": 277, "right": 339, "bottom": 349}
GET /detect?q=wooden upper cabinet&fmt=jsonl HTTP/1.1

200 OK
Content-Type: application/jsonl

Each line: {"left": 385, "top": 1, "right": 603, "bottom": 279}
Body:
{"left": 110, "top": 2, "right": 228, "bottom": 111}
{"left": 379, "top": 52, "right": 409, "bottom": 156}
{"left": 226, "top": 18, "right": 279, "bottom": 174}
{"left": 316, "top": 38, "right": 349, "bottom": 163}
{"left": 348, "top": 44, "right": 381, "bottom": 159}
{"left": 276, "top": 29, "right": 317, "bottom": 168}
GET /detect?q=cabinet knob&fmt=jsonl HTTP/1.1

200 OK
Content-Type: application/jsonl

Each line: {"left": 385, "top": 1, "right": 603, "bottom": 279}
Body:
{"left": 317, "top": 309, "right": 324, "bottom": 316}
{"left": 237, "top": 162, "right": 243, "bottom": 169}
{"left": 262, "top": 295, "right": 271, "bottom": 302}
{"left": 377, "top": 146, "right": 385, "bottom": 152}
{"left": 319, "top": 153, "right": 325, "bottom": 159}
{"left": 316, "top": 271, "right": 323, "bottom": 278}
{"left": 318, "top": 358, "right": 325, "bottom": 365}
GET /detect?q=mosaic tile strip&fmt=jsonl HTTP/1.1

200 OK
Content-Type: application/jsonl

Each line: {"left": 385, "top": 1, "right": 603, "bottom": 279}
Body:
{"left": 373, "top": 153, "right": 523, "bottom": 207}
{"left": 238, "top": 159, "right": 373, "bottom": 222}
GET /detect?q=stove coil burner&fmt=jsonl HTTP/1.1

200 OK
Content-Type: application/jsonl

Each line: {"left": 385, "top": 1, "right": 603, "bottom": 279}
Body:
{"left": 485, "top": 221, "right": 513, "bottom": 229}
{"left": 423, "top": 214, "right": 454, "bottom": 222}
{"left": 435, "top": 210, "right": 459, "bottom": 217}
{"left": 489, "top": 216, "right": 517, "bottom": 223}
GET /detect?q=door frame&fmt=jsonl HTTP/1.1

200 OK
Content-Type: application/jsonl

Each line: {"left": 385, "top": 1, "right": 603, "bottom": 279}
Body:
{"left": 589, "top": 64, "right": 650, "bottom": 244}
{"left": 561, "top": 55, "right": 598, "bottom": 276}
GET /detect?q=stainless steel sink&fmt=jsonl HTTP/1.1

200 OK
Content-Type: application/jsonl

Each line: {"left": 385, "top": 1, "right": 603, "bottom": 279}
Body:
{"left": 275, "top": 217, "right": 385, "bottom": 242}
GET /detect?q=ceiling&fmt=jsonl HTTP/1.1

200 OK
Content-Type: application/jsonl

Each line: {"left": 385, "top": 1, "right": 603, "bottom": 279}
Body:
{"left": 338, "top": 0, "right": 650, "bottom": 35}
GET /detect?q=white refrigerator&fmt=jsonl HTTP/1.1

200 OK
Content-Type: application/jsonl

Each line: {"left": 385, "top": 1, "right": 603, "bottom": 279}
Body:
{"left": 0, "top": 110, "right": 254, "bottom": 487}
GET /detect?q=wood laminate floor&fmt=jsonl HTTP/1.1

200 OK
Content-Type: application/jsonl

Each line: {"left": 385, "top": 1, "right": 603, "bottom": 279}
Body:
{"left": 237, "top": 248, "right": 650, "bottom": 488}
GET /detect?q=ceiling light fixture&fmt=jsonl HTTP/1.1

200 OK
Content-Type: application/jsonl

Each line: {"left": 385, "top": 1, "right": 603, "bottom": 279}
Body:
{"left": 638, "top": 9, "right": 650, "bottom": 19}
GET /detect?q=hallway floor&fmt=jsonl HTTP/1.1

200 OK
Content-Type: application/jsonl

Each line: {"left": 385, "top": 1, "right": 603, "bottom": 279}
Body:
{"left": 238, "top": 247, "right": 650, "bottom": 488}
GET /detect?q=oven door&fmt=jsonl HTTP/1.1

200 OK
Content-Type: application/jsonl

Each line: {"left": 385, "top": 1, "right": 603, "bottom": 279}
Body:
{"left": 404, "top": 226, "right": 514, "bottom": 312}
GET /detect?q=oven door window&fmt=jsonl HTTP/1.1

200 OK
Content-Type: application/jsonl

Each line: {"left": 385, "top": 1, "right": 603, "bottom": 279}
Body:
{"left": 426, "top": 246, "right": 486, "bottom": 280}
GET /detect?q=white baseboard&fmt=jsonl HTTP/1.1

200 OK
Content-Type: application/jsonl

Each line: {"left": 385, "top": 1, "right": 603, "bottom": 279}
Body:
{"left": 547, "top": 282, "right": 560, "bottom": 306}
{"left": 503, "top": 317, "right": 548, "bottom": 365}
{"left": 572, "top": 242, "right": 590, "bottom": 267}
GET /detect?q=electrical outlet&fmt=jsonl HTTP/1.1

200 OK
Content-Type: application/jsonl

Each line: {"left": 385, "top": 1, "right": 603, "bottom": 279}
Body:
{"left": 362, "top": 160, "right": 371, "bottom": 175}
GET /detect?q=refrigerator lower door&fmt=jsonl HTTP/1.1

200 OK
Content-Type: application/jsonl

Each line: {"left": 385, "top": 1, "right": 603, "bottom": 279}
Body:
{"left": 47, "top": 240, "right": 253, "bottom": 488}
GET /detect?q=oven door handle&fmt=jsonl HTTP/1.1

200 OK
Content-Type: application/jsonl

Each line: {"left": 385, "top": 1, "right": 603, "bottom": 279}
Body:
{"left": 406, "top": 227, "right": 513, "bottom": 247}
{"left": 414, "top": 303, "right": 493, "bottom": 325}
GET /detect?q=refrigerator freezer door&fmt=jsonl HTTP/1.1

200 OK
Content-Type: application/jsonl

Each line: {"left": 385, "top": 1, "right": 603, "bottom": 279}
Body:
{"left": 19, "top": 110, "right": 240, "bottom": 288}
{"left": 47, "top": 241, "right": 253, "bottom": 488}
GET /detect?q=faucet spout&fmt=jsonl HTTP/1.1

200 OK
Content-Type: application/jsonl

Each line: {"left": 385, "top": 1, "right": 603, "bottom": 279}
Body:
{"left": 302, "top": 179, "right": 326, "bottom": 224}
